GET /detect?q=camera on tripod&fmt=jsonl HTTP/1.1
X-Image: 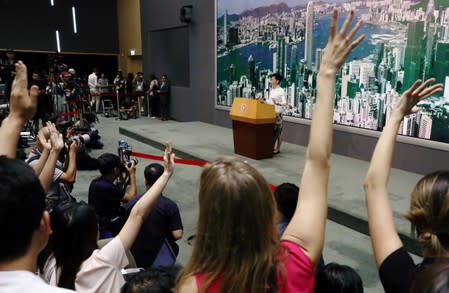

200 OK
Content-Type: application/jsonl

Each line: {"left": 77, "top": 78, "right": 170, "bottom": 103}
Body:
{"left": 118, "top": 139, "right": 138, "bottom": 171}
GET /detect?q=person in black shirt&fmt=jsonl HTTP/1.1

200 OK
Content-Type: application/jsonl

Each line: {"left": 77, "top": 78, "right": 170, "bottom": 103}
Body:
{"left": 158, "top": 74, "right": 170, "bottom": 121}
{"left": 125, "top": 163, "right": 183, "bottom": 268}
{"left": 30, "top": 71, "right": 52, "bottom": 131}
{"left": 88, "top": 153, "right": 137, "bottom": 239}
{"left": 120, "top": 96, "right": 138, "bottom": 119}
{"left": 363, "top": 78, "right": 444, "bottom": 293}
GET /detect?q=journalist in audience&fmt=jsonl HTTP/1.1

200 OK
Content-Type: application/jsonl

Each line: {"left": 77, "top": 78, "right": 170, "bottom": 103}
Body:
{"left": 409, "top": 261, "right": 449, "bottom": 293}
{"left": 27, "top": 123, "right": 79, "bottom": 210}
{"left": 176, "top": 10, "right": 364, "bottom": 292}
{"left": 88, "top": 153, "right": 138, "bottom": 239}
{"left": 314, "top": 263, "right": 364, "bottom": 293}
{"left": 274, "top": 182, "right": 325, "bottom": 271}
{"left": 126, "top": 163, "right": 183, "bottom": 268}
{"left": 363, "top": 78, "right": 444, "bottom": 293}
{"left": 121, "top": 266, "right": 181, "bottom": 293}
{"left": 39, "top": 143, "right": 176, "bottom": 292}
{"left": 0, "top": 61, "right": 72, "bottom": 292}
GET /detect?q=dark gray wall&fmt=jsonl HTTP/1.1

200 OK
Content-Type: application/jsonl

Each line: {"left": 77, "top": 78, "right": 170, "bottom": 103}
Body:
{"left": 0, "top": 0, "right": 118, "bottom": 53}
{"left": 147, "top": 27, "right": 190, "bottom": 87}
{"left": 140, "top": 0, "right": 449, "bottom": 175}
{"left": 140, "top": 0, "right": 214, "bottom": 123}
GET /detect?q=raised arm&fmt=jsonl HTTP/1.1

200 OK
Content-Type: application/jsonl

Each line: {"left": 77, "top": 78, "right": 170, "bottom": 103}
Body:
{"left": 0, "top": 61, "right": 38, "bottom": 158}
{"left": 30, "top": 130, "right": 52, "bottom": 175}
{"left": 122, "top": 167, "right": 137, "bottom": 202}
{"left": 58, "top": 140, "right": 79, "bottom": 183}
{"left": 39, "top": 123, "right": 64, "bottom": 193}
{"left": 281, "top": 10, "right": 364, "bottom": 265}
{"left": 118, "top": 142, "right": 175, "bottom": 250}
{"left": 364, "top": 79, "right": 442, "bottom": 268}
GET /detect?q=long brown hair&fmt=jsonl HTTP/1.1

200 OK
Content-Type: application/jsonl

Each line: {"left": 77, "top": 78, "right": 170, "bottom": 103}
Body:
{"left": 177, "top": 158, "right": 282, "bottom": 293}
{"left": 406, "top": 171, "right": 449, "bottom": 257}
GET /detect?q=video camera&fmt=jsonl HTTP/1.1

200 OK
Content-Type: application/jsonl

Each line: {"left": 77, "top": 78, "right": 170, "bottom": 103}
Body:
{"left": 118, "top": 139, "right": 138, "bottom": 170}
{"left": 66, "top": 128, "right": 99, "bottom": 145}
{"left": 58, "top": 120, "right": 101, "bottom": 147}
{"left": 116, "top": 139, "right": 138, "bottom": 194}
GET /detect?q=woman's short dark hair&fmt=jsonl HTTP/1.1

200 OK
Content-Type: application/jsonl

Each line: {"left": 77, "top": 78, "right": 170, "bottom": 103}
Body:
{"left": 0, "top": 157, "right": 45, "bottom": 262}
{"left": 270, "top": 73, "right": 283, "bottom": 83}
{"left": 49, "top": 201, "right": 99, "bottom": 289}
{"left": 314, "top": 263, "right": 364, "bottom": 293}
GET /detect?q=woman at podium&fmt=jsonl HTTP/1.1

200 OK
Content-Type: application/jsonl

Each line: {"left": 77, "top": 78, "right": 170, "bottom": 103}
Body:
{"left": 267, "top": 73, "right": 286, "bottom": 154}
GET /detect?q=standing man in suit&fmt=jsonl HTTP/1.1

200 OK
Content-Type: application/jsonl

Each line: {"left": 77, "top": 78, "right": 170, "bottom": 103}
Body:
{"left": 158, "top": 74, "right": 170, "bottom": 121}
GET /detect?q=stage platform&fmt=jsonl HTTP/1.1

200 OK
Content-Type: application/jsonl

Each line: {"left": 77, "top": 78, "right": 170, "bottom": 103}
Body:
{"left": 120, "top": 119, "right": 424, "bottom": 255}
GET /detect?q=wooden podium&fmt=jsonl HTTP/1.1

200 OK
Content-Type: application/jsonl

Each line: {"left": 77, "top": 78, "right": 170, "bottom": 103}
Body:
{"left": 229, "top": 98, "right": 276, "bottom": 160}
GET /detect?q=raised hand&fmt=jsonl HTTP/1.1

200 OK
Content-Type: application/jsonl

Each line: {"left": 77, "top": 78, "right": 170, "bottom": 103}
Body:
{"left": 38, "top": 131, "right": 52, "bottom": 151}
{"left": 48, "top": 122, "right": 64, "bottom": 151}
{"left": 69, "top": 139, "right": 80, "bottom": 154}
{"left": 9, "top": 61, "right": 39, "bottom": 122}
{"left": 320, "top": 9, "right": 365, "bottom": 75}
{"left": 164, "top": 141, "right": 175, "bottom": 176}
{"left": 125, "top": 160, "right": 137, "bottom": 175}
{"left": 393, "top": 78, "right": 443, "bottom": 117}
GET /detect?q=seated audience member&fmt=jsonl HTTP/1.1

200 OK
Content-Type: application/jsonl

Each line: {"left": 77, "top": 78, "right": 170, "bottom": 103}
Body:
{"left": 120, "top": 96, "right": 138, "bottom": 119}
{"left": 363, "top": 79, "right": 444, "bottom": 292}
{"left": 314, "top": 263, "right": 364, "bottom": 293}
{"left": 0, "top": 158, "right": 73, "bottom": 293}
{"left": 121, "top": 266, "right": 182, "bottom": 293}
{"left": 126, "top": 163, "right": 183, "bottom": 268}
{"left": 409, "top": 260, "right": 449, "bottom": 293}
{"left": 27, "top": 123, "right": 79, "bottom": 210}
{"left": 274, "top": 182, "right": 300, "bottom": 235}
{"left": 176, "top": 11, "right": 364, "bottom": 292}
{"left": 0, "top": 61, "right": 72, "bottom": 292}
{"left": 88, "top": 153, "right": 138, "bottom": 239}
{"left": 39, "top": 143, "right": 176, "bottom": 291}
{"left": 274, "top": 182, "right": 325, "bottom": 271}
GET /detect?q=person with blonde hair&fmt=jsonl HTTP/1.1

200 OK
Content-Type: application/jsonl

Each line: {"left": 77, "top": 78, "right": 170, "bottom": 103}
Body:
{"left": 176, "top": 9, "right": 364, "bottom": 293}
{"left": 363, "top": 78, "right": 444, "bottom": 293}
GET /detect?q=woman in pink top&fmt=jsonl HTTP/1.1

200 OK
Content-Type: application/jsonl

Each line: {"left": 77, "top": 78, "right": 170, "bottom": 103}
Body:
{"left": 176, "top": 10, "right": 364, "bottom": 293}
{"left": 38, "top": 143, "right": 176, "bottom": 292}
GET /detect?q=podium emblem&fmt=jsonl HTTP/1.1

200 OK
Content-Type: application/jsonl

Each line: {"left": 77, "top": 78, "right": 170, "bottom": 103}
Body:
{"left": 239, "top": 103, "right": 248, "bottom": 113}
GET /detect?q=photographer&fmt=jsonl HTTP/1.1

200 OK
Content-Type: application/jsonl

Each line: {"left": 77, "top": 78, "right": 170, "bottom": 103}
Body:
{"left": 88, "top": 153, "right": 137, "bottom": 239}
{"left": 73, "top": 112, "right": 103, "bottom": 149}
{"left": 59, "top": 118, "right": 101, "bottom": 170}
{"left": 27, "top": 123, "right": 79, "bottom": 210}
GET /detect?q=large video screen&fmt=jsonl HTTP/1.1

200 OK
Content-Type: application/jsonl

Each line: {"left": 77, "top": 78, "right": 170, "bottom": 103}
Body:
{"left": 216, "top": 0, "right": 449, "bottom": 144}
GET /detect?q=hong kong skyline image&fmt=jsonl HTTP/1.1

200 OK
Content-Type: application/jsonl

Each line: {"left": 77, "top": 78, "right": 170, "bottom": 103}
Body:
{"left": 217, "top": 0, "right": 449, "bottom": 143}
